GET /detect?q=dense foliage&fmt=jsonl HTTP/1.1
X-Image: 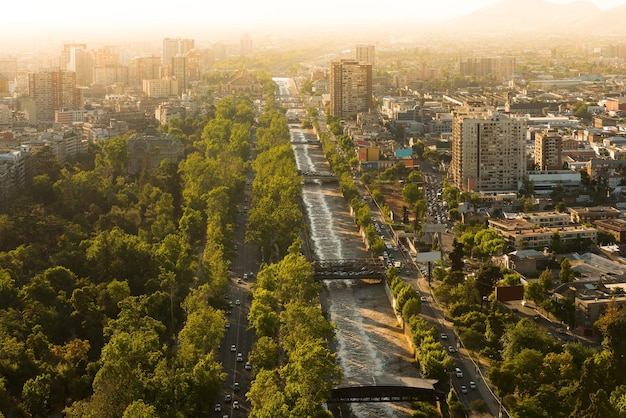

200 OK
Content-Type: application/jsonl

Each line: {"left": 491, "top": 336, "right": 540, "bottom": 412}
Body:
{"left": 0, "top": 90, "right": 258, "bottom": 416}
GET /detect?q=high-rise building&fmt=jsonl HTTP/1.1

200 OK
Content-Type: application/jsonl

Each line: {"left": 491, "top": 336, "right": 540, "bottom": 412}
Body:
{"left": 128, "top": 56, "right": 162, "bottom": 88}
{"left": 162, "top": 38, "right": 195, "bottom": 66}
{"left": 535, "top": 129, "right": 562, "bottom": 170}
{"left": 67, "top": 46, "right": 94, "bottom": 86}
{"left": 170, "top": 55, "right": 187, "bottom": 92}
{"left": 451, "top": 104, "right": 526, "bottom": 192}
{"left": 356, "top": 44, "right": 375, "bottom": 66}
{"left": 330, "top": 59, "right": 372, "bottom": 118}
{"left": 28, "top": 70, "right": 81, "bottom": 123}
{"left": 240, "top": 33, "right": 253, "bottom": 56}
{"left": 60, "top": 43, "right": 87, "bottom": 71}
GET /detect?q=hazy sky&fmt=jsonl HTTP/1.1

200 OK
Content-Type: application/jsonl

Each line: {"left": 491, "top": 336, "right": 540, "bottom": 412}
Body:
{"left": 3, "top": 0, "right": 626, "bottom": 47}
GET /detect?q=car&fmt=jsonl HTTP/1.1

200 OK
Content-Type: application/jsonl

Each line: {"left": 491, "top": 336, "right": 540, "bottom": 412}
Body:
{"left": 469, "top": 381, "right": 477, "bottom": 389}
{"left": 237, "top": 352, "right": 243, "bottom": 362}
{"left": 224, "top": 394, "right": 232, "bottom": 403}
{"left": 230, "top": 344, "right": 236, "bottom": 352}
{"left": 235, "top": 299, "right": 241, "bottom": 306}
{"left": 245, "top": 361, "right": 252, "bottom": 370}
{"left": 461, "top": 385, "right": 468, "bottom": 394}
{"left": 233, "top": 400, "right": 240, "bottom": 409}
{"left": 214, "top": 403, "right": 221, "bottom": 412}
{"left": 243, "top": 273, "right": 248, "bottom": 280}
{"left": 234, "top": 382, "right": 240, "bottom": 392}
{"left": 455, "top": 367, "right": 463, "bottom": 378}
{"left": 448, "top": 345, "right": 456, "bottom": 353}
{"left": 421, "top": 296, "right": 427, "bottom": 302}
{"left": 225, "top": 322, "right": 231, "bottom": 329}
{"left": 440, "top": 333, "right": 448, "bottom": 340}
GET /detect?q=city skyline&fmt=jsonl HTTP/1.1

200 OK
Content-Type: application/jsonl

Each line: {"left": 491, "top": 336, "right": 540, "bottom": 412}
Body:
{"left": 3, "top": 0, "right": 626, "bottom": 50}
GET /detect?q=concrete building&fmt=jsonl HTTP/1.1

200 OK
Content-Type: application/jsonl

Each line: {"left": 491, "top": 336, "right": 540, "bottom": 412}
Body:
{"left": 127, "top": 56, "right": 162, "bottom": 88}
{"left": 356, "top": 44, "right": 375, "bottom": 66}
{"left": 595, "top": 218, "right": 626, "bottom": 243}
{"left": 488, "top": 218, "right": 597, "bottom": 250}
{"left": 170, "top": 55, "right": 187, "bottom": 91}
{"left": 0, "top": 149, "right": 28, "bottom": 209}
{"left": 535, "top": 129, "right": 562, "bottom": 170}
{"left": 451, "top": 104, "right": 526, "bottom": 192}
{"left": 569, "top": 206, "right": 621, "bottom": 224}
{"left": 330, "top": 59, "right": 372, "bottom": 118}
{"left": 527, "top": 170, "right": 581, "bottom": 194}
{"left": 162, "top": 38, "right": 194, "bottom": 66}
{"left": 223, "top": 73, "right": 261, "bottom": 97}
{"left": 127, "top": 127, "right": 184, "bottom": 174}
{"left": 142, "top": 78, "right": 179, "bottom": 98}
{"left": 240, "top": 33, "right": 253, "bottom": 56}
{"left": 28, "top": 70, "right": 81, "bottom": 124}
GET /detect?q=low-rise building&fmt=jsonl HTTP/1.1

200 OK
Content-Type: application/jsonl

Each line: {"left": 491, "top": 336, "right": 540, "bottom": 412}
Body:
{"left": 569, "top": 206, "right": 621, "bottom": 224}
{"left": 595, "top": 218, "right": 626, "bottom": 243}
{"left": 553, "top": 279, "right": 626, "bottom": 336}
{"left": 488, "top": 218, "right": 597, "bottom": 250}
{"left": 126, "top": 127, "right": 184, "bottom": 174}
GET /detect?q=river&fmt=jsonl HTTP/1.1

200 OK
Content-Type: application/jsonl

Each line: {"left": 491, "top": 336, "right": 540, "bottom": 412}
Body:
{"left": 275, "top": 77, "right": 416, "bottom": 418}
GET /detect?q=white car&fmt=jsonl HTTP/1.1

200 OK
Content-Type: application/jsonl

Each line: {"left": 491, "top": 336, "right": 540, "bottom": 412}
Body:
{"left": 440, "top": 333, "right": 448, "bottom": 340}
{"left": 235, "top": 299, "right": 241, "bottom": 306}
{"left": 461, "top": 385, "right": 468, "bottom": 394}
{"left": 233, "top": 400, "right": 240, "bottom": 409}
{"left": 230, "top": 344, "right": 236, "bottom": 352}
{"left": 245, "top": 361, "right": 252, "bottom": 370}
{"left": 237, "top": 352, "right": 243, "bottom": 362}
{"left": 214, "top": 403, "right": 221, "bottom": 412}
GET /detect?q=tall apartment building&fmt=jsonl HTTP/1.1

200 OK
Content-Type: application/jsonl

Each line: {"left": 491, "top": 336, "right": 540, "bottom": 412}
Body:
{"left": 459, "top": 57, "right": 515, "bottom": 81}
{"left": 170, "top": 55, "right": 187, "bottom": 91}
{"left": 127, "top": 56, "right": 162, "bottom": 88}
{"left": 240, "top": 33, "right": 253, "bottom": 56}
{"left": 356, "top": 44, "right": 375, "bottom": 66}
{"left": 162, "top": 38, "right": 195, "bottom": 66}
{"left": 451, "top": 104, "right": 526, "bottom": 192}
{"left": 67, "top": 46, "right": 94, "bottom": 86}
{"left": 28, "top": 70, "right": 81, "bottom": 124}
{"left": 535, "top": 129, "right": 562, "bottom": 170}
{"left": 330, "top": 59, "right": 372, "bottom": 118}
{"left": 60, "top": 43, "right": 87, "bottom": 70}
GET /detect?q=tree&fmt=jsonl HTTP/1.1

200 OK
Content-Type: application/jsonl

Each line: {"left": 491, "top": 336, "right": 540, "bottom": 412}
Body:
{"left": 122, "top": 400, "right": 158, "bottom": 418}
{"left": 524, "top": 281, "right": 546, "bottom": 305}
{"left": 538, "top": 268, "right": 554, "bottom": 289}
{"left": 559, "top": 258, "right": 575, "bottom": 284}
{"left": 449, "top": 239, "right": 464, "bottom": 272}
{"left": 402, "top": 183, "right": 422, "bottom": 206}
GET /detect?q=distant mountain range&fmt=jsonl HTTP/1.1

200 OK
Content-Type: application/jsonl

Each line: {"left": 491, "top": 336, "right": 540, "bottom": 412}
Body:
{"left": 446, "top": 0, "right": 626, "bottom": 35}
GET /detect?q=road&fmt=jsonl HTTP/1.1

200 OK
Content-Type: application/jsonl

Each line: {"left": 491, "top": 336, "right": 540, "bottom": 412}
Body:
{"left": 215, "top": 133, "right": 261, "bottom": 417}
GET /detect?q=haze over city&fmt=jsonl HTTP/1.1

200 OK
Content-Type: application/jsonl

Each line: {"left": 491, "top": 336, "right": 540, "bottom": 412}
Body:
{"left": 4, "top": 0, "right": 626, "bottom": 51}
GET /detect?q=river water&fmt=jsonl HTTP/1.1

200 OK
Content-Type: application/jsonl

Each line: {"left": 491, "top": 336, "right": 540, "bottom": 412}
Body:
{"left": 274, "top": 78, "right": 415, "bottom": 417}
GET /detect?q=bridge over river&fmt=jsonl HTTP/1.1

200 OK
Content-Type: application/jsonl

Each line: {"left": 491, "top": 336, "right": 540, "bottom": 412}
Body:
{"left": 312, "top": 258, "right": 388, "bottom": 280}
